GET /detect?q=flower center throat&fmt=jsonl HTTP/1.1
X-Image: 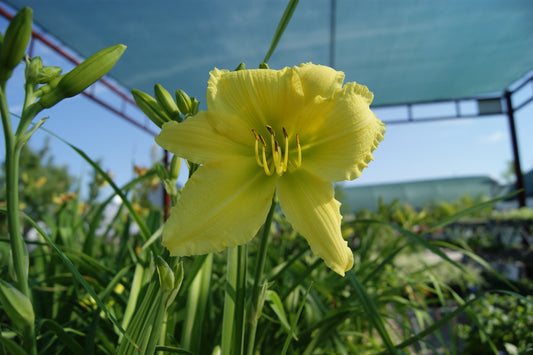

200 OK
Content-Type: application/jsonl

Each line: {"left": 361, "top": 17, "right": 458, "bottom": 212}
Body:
{"left": 252, "top": 126, "right": 301, "bottom": 176}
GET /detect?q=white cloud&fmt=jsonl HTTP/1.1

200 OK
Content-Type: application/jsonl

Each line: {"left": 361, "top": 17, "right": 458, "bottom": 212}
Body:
{"left": 480, "top": 131, "right": 506, "bottom": 143}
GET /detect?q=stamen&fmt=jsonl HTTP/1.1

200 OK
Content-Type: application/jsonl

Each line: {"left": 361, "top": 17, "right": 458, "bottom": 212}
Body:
{"left": 252, "top": 129, "right": 262, "bottom": 167}
{"left": 252, "top": 126, "right": 302, "bottom": 175}
{"left": 261, "top": 143, "right": 272, "bottom": 175}
{"left": 296, "top": 134, "right": 302, "bottom": 168}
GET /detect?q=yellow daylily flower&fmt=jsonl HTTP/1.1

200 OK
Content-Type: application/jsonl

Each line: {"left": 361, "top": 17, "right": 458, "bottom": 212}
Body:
{"left": 155, "top": 63, "right": 385, "bottom": 276}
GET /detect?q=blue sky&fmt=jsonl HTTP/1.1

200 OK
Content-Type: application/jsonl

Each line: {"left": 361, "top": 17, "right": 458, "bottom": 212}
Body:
{"left": 1, "top": 16, "right": 532, "bottom": 200}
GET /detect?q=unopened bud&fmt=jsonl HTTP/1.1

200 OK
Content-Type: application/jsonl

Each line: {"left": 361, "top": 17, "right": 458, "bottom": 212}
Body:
{"left": 132, "top": 89, "right": 169, "bottom": 128}
{"left": 38, "top": 44, "right": 126, "bottom": 109}
{"left": 259, "top": 63, "right": 269, "bottom": 69}
{"left": 0, "top": 7, "right": 33, "bottom": 82}
{"left": 169, "top": 155, "right": 181, "bottom": 181}
{"left": 175, "top": 89, "right": 192, "bottom": 116}
{"left": 154, "top": 84, "right": 181, "bottom": 122}
{"left": 190, "top": 97, "right": 200, "bottom": 115}
{"left": 234, "top": 63, "right": 246, "bottom": 71}
{"left": 25, "top": 56, "right": 61, "bottom": 84}
{"left": 156, "top": 256, "right": 174, "bottom": 293}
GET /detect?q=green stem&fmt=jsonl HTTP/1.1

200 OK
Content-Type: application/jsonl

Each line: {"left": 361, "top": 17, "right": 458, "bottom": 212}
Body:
{"left": 233, "top": 245, "right": 247, "bottom": 354}
{"left": 0, "top": 85, "right": 37, "bottom": 355}
{"left": 246, "top": 196, "right": 277, "bottom": 355}
{"left": 221, "top": 245, "right": 247, "bottom": 355}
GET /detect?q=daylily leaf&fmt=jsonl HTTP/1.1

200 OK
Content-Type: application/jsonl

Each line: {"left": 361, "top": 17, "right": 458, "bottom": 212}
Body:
{"left": 0, "top": 279, "right": 34, "bottom": 329}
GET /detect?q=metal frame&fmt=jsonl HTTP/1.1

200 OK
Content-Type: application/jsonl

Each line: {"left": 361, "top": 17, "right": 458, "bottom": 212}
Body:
{"left": 3, "top": 2, "right": 530, "bottom": 208}
{"left": 371, "top": 73, "right": 533, "bottom": 207}
{"left": 0, "top": 4, "right": 157, "bottom": 137}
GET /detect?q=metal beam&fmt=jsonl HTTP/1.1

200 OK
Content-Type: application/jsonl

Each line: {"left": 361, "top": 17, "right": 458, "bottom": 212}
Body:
{"left": 504, "top": 90, "right": 527, "bottom": 207}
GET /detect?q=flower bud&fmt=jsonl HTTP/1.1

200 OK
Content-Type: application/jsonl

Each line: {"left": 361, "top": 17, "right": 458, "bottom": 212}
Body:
{"left": 154, "top": 84, "right": 181, "bottom": 122}
{"left": 0, "top": 7, "right": 33, "bottom": 82}
{"left": 25, "top": 56, "right": 62, "bottom": 84}
{"left": 37, "top": 44, "right": 126, "bottom": 109}
{"left": 190, "top": 97, "right": 200, "bottom": 115}
{"left": 175, "top": 89, "right": 193, "bottom": 116}
{"left": 132, "top": 89, "right": 169, "bottom": 128}
{"left": 169, "top": 155, "right": 181, "bottom": 181}
{"left": 156, "top": 256, "right": 174, "bottom": 293}
{"left": 234, "top": 62, "right": 246, "bottom": 71}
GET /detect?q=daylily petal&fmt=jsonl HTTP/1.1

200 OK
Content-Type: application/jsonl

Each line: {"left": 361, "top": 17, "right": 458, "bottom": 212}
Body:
{"left": 293, "top": 63, "right": 345, "bottom": 101}
{"left": 162, "top": 158, "right": 277, "bottom": 256}
{"left": 298, "top": 82, "right": 385, "bottom": 182}
{"left": 277, "top": 169, "right": 353, "bottom": 276}
{"left": 206, "top": 67, "right": 305, "bottom": 144}
{"left": 155, "top": 112, "right": 250, "bottom": 164}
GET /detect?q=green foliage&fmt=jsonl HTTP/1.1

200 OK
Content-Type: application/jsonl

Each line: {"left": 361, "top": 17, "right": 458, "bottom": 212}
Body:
{"left": 456, "top": 294, "right": 533, "bottom": 354}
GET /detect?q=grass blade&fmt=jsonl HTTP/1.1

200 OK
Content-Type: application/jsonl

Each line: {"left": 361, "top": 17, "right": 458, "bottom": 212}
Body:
{"left": 354, "top": 219, "right": 465, "bottom": 272}
{"left": 348, "top": 271, "right": 397, "bottom": 354}
{"left": 16, "top": 209, "right": 139, "bottom": 350}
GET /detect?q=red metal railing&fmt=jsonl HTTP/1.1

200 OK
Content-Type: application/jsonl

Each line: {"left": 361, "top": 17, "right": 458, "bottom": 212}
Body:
{"left": 0, "top": 4, "right": 157, "bottom": 136}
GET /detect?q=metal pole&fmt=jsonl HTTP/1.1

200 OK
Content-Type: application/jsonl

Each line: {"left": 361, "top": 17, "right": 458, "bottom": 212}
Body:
{"left": 163, "top": 149, "right": 171, "bottom": 220}
{"left": 504, "top": 91, "right": 526, "bottom": 208}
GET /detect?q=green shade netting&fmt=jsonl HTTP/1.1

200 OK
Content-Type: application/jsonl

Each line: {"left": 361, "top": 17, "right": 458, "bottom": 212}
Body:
{"left": 4, "top": 0, "right": 533, "bottom": 106}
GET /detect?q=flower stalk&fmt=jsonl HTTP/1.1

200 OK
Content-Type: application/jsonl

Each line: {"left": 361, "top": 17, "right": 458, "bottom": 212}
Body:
{"left": 0, "top": 84, "right": 37, "bottom": 355}
{"left": 246, "top": 196, "right": 277, "bottom": 355}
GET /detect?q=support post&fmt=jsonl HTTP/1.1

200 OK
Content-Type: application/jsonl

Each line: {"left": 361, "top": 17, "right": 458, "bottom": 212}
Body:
{"left": 504, "top": 91, "right": 526, "bottom": 208}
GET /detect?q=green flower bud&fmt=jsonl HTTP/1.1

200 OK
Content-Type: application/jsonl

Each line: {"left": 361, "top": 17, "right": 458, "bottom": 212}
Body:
{"left": 190, "top": 97, "right": 200, "bottom": 115}
{"left": 25, "top": 55, "right": 42, "bottom": 82}
{"left": 38, "top": 44, "right": 126, "bottom": 109}
{"left": 0, "top": 7, "right": 33, "bottom": 82}
{"left": 234, "top": 62, "right": 246, "bottom": 71}
{"left": 166, "top": 262, "right": 183, "bottom": 307}
{"left": 156, "top": 256, "right": 174, "bottom": 293}
{"left": 37, "top": 66, "right": 62, "bottom": 84}
{"left": 175, "top": 89, "right": 193, "bottom": 116}
{"left": 169, "top": 154, "right": 181, "bottom": 181}
{"left": 259, "top": 62, "right": 269, "bottom": 69}
{"left": 132, "top": 89, "right": 169, "bottom": 128}
{"left": 0, "top": 279, "right": 35, "bottom": 329}
{"left": 154, "top": 84, "right": 181, "bottom": 122}
{"left": 25, "top": 56, "right": 62, "bottom": 85}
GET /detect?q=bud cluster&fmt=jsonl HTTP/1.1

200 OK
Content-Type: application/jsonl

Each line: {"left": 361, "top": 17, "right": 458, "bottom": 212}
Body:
{"left": 132, "top": 85, "right": 199, "bottom": 128}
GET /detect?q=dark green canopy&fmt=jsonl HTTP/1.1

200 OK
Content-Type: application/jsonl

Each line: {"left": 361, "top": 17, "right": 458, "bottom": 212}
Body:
{"left": 4, "top": 0, "right": 533, "bottom": 106}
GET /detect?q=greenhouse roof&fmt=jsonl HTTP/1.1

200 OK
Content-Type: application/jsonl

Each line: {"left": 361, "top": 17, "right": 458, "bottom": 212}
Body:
{"left": 3, "top": 0, "right": 533, "bottom": 107}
